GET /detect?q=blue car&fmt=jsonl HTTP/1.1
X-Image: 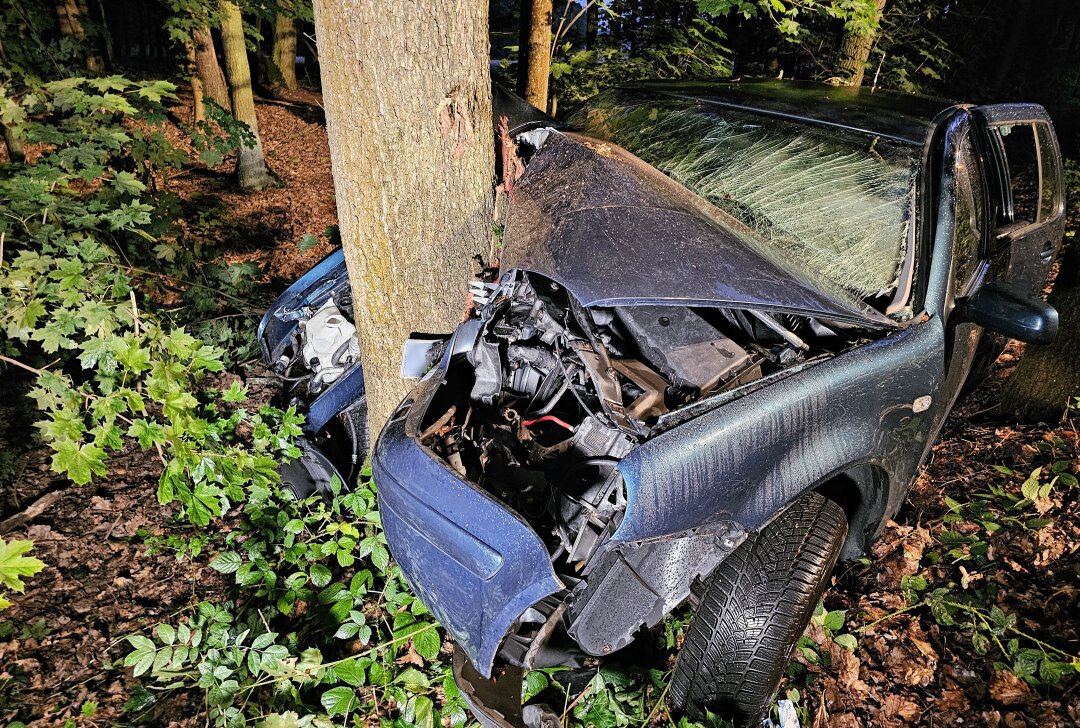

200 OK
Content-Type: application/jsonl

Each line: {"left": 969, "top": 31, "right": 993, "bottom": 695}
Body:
{"left": 261, "top": 81, "right": 1064, "bottom": 727}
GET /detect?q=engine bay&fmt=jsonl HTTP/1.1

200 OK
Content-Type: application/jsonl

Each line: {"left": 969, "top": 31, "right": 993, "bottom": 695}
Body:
{"left": 417, "top": 270, "right": 867, "bottom": 583}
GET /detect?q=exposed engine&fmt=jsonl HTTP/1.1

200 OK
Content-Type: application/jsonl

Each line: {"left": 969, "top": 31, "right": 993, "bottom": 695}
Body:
{"left": 418, "top": 271, "right": 858, "bottom": 582}
{"left": 271, "top": 293, "right": 361, "bottom": 397}
{"left": 300, "top": 297, "right": 361, "bottom": 388}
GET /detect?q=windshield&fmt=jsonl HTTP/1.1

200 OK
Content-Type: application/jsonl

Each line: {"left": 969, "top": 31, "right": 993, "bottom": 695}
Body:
{"left": 567, "top": 88, "right": 920, "bottom": 311}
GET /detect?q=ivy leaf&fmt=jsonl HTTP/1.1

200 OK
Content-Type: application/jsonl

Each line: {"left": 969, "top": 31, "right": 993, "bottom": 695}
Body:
{"left": 0, "top": 538, "right": 45, "bottom": 594}
{"left": 297, "top": 233, "right": 319, "bottom": 252}
{"left": 51, "top": 440, "right": 107, "bottom": 484}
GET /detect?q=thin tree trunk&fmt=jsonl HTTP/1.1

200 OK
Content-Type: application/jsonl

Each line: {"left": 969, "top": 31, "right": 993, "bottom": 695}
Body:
{"left": 999, "top": 245, "right": 1080, "bottom": 421}
{"left": 219, "top": 0, "right": 275, "bottom": 190}
{"left": 517, "top": 0, "right": 552, "bottom": 111}
{"left": 2, "top": 124, "right": 25, "bottom": 164}
{"left": 586, "top": 1, "right": 598, "bottom": 48}
{"left": 185, "top": 41, "right": 206, "bottom": 123}
{"left": 54, "top": 0, "right": 104, "bottom": 73}
{"left": 837, "top": 0, "right": 887, "bottom": 87}
{"left": 311, "top": 0, "right": 495, "bottom": 435}
{"left": 270, "top": 14, "right": 298, "bottom": 92}
{"left": 193, "top": 27, "right": 230, "bottom": 111}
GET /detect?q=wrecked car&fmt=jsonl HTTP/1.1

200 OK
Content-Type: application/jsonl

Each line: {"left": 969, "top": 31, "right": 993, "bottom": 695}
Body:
{"left": 260, "top": 80, "right": 1065, "bottom": 726}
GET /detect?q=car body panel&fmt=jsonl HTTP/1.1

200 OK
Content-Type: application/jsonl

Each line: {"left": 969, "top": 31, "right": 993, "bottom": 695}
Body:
{"left": 499, "top": 130, "right": 896, "bottom": 327}
{"left": 615, "top": 319, "right": 942, "bottom": 542}
{"left": 373, "top": 363, "right": 563, "bottom": 676}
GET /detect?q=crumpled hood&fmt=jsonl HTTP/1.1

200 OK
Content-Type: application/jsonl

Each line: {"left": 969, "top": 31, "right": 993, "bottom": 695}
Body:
{"left": 500, "top": 131, "right": 896, "bottom": 328}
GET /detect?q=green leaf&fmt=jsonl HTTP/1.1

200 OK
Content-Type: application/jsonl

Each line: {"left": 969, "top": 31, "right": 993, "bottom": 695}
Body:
{"left": 0, "top": 538, "right": 45, "bottom": 594}
{"left": 309, "top": 564, "right": 332, "bottom": 588}
{"left": 413, "top": 626, "right": 441, "bottom": 661}
{"left": 320, "top": 686, "right": 357, "bottom": 717}
{"left": 395, "top": 667, "right": 431, "bottom": 693}
{"left": 51, "top": 440, "right": 107, "bottom": 484}
{"left": 334, "top": 658, "right": 367, "bottom": 687}
{"left": 822, "top": 610, "right": 845, "bottom": 632}
{"left": 833, "top": 633, "right": 858, "bottom": 652}
{"left": 1020, "top": 467, "right": 1042, "bottom": 501}
{"left": 210, "top": 551, "right": 242, "bottom": 574}
{"left": 297, "top": 234, "right": 319, "bottom": 252}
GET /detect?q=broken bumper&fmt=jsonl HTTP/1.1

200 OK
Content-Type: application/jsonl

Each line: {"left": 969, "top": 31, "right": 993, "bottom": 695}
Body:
{"left": 372, "top": 387, "right": 563, "bottom": 677}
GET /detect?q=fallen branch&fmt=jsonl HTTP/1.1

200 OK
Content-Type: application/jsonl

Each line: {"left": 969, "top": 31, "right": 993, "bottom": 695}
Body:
{"left": 0, "top": 490, "right": 64, "bottom": 534}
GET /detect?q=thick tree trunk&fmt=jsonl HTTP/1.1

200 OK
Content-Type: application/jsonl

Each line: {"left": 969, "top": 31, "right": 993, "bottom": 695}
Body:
{"left": 55, "top": 0, "right": 104, "bottom": 73}
{"left": 270, "top": 14, "right": 298, "bottom": 92}
{"left": 193, "top": 27, "right": 230, "bottom": 111}
{"left": 837, "top": 0, "right": 887, "bottom": 87}
{"left": 999, "top": 245, "right": 1080, "bottom": 421}
{"left": 219, "top": 0, "right": 276, "bottom": 190}
{"left": 517, "top": 0, "right": 552, "bottom": 111}
{"left": 311, "top": 0, "right": 495, "bottom": 435}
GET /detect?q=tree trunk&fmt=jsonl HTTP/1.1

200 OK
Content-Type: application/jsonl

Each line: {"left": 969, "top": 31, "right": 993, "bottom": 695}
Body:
{"left": 2, "top": 124, "right": 25, "bottom": 164}
{"left": 999, "top": 245, "right": 1080, "bottom": 421}
{"left": 311, "top": 0, "right": 495, "bottom": 435}
{"left": 517, "top": 0, "right": 552, "bottom": 111}
{"left": 54, "top": 0, "right": 104, "bottom": 73}
{"left": 270, "top": 14, "right": 298, "bottom": 92}
{"left": 185, "top": 41, "right": 207, "bottom": 123}
{"left": 837, "top": 0, "right": 887, "bottom": 87}
{"left": 193, "top": 27, "right": 231, "bottom": 111}
{"left": 586, "top": 1, "right": 598, "bottom": 48}
{"left": 219, "top": 0, "right": 276, "bottom": 190}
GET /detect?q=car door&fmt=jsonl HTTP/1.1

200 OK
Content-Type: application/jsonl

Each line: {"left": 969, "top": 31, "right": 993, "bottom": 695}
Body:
{"left": 935, "top": 121, "right": 992, "bottom": 421}
{"left": 972, "top": 105, "right": 1066, "bottom": 296}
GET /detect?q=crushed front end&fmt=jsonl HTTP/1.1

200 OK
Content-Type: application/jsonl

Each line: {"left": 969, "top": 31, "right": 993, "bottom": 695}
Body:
{"left": 372, "top": 268, "right": 873, "bottom": 723}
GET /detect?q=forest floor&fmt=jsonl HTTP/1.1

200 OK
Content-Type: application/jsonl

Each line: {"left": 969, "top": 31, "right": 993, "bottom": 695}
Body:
{"left": 1, "top": 94, "right": 1078, "bottom": 727}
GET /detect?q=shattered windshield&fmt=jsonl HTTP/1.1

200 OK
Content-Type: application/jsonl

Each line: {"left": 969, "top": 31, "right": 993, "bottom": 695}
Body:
{"left": 567, "top": 89, "right": 920, "bottom": 310}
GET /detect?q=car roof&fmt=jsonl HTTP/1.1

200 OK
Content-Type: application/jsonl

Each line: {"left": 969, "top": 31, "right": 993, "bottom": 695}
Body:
{"left": 617, "top": 79, "right": 962, "bottom": 145}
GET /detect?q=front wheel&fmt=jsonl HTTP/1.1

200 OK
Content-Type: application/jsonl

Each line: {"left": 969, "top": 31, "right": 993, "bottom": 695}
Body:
{"left": 668, "top": 491, "right": 847, "bottom": 726}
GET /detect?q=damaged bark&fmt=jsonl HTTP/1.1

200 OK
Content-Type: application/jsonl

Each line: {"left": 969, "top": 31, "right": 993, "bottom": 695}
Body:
{"left": 311, "top": 0, "right": 495, "bottom": 435}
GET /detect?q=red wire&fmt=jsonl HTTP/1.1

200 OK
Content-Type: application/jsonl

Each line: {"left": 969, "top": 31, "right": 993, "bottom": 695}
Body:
{"left": 522, "top": 415, "right": 575, "bottom": 431}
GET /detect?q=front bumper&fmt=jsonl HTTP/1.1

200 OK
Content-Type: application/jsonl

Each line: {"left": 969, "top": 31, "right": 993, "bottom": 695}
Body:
{"left": 372, "top": 371, "right": 563, "bottom": 676}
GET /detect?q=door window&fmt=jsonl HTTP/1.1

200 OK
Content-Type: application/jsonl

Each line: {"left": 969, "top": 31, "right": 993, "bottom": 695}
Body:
{"left": 952, "top": 134, "right": 984, "bottom": 294}
{"left": 988, "top": 121, "right": 1062, "bottom": 228}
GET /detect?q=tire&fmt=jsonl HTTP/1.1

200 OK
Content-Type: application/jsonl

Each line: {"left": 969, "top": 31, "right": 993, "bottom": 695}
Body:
{"left": 669, "top": 492, "right": 847, "bottom": 726}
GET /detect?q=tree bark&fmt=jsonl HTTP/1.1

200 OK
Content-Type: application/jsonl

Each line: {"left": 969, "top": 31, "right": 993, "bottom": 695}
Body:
{"left": 311, "top": 0, "right": 495, "bottom": 435}
{"left": 219, "top": 0, "right": 276, "bottom": 190}
{"left": 586, "top": 1, "right": 598, "bottom": 48}
{"left": 517, "top": 0, "right": 552, "bottom": 111}
{"left": 2, "top": 123, "right": 25, "bottom": 164}
{"left": 193, "top": 27, "right": 231, "bottom": 111}
{"left": 837, "top": 0, "right": 887, "bottom": 87}
{"left": 185, "top": 41, "right": 207, "bottom": 123}
{"left": 54, "top": 0, "right": 104, "bottom": 73}
{"left": 999, "top": 245, "right": 1080, "bottom": 421}
{"left": 270, "top": 14, "right": 298, "bottom": 92}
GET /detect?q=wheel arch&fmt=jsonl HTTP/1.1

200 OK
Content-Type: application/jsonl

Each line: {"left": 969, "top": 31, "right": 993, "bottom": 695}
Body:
{"left": 812, "top": 462, "right": 891, "bottom": 561}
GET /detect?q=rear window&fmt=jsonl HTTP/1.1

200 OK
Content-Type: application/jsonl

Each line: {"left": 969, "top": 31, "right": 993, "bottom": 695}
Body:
{"left": 568, "top": 89, "right": 921, "bottom": 310}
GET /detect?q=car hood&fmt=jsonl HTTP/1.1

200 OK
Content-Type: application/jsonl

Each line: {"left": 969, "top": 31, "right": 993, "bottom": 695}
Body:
{"left": 500, "top": 131, "right": 897, "bottom": 329}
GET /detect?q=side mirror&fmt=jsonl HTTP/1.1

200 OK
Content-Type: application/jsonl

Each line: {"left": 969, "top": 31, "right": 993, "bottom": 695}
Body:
{"left": 953, "top": 282, "right": 1058, "bottom": 345}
